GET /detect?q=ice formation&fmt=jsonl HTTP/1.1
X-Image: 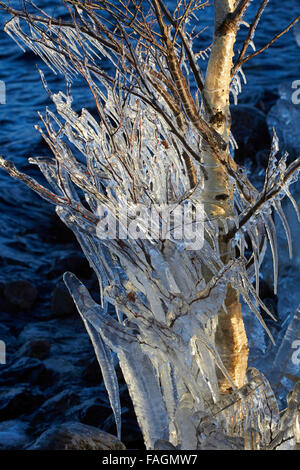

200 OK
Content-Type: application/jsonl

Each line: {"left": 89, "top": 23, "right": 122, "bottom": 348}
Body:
{"left": 0, "top": 1, "right": 299, "bottom": 450}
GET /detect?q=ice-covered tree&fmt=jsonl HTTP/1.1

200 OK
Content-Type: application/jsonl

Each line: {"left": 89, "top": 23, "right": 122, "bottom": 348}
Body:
{"left": 0, "top": 0, "right": 299, "bottom": 450}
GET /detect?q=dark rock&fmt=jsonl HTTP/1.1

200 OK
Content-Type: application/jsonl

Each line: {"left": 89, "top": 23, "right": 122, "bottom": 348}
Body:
{"left": 231, "top": 105, "right": 271, "bottom": 165}
{"left": 48, "top": 255, "right": 93, "bottom": 280}
{"left": 0, "top": 386, "right": 45, "bottom": 420}
{"left": 258, "top": 278, "right": 276, "bottom": 300}
{"left": 115, "top": 363, "right": 126, "bottom": 384}
{"left": 255, "top": 89, "right": 279, "bottom": 114}
{"left": 18, "top": 320, "right": 78, "bottom": 342}
{"left": 17, "top": 339, "right": 51, "bottom": 360}
{"left": 102, "top": 408, "right": 144, "bottom": 449}
{"left": 0, "top": 323, "right": 17, "bottom": 351}
{"left": 257, "top": 279, "right": 278, "bottom": 325}
{"left": 154, "top": 440, "right": 177, "bottom": 450}
{"left": 0, "top": 420, "right": 30, "bottom": 450}
{"left": 82, "top": 357, "right": 102, "bottom": 385}
{"left": 0, "top": 357, "right": 55, "bottom": 388}
{"left": 51, "top": 282, "right": 77, "bottom": 317}
{"left": 32, "top": 390, "right": 80, "bottom": 426}
{"left": 41, "top": 213, "right": 77, "bottom": 244}
{"left": 27, "top": 422, "right": 126, "bottom": 450}
{"left": 18, "top": 320, "right": 92, "bottom": 382}
{"left": 3, "top": 280, "right": 38, "bottom": 310}
{"left": 80, "top": 402, "right": 112, "bottom": 427}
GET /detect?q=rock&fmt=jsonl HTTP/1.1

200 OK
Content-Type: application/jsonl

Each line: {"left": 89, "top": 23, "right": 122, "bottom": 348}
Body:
{"left": 0, "top": 420, "right": 30, "bottom": 450}
{"left": 3, "top": 280, "right": 38, "bottom": 310}
{"left": 51, "top": 282, "right": 77, "bottom": 317}
{"left": 32, "top": 390, "right": 80, "bottom": 426}
{"left": 82, "top": 358, "right": 102, "bottom": 385}
{"left": 0, "top": 323, "right": 17, "bottom": 354}
{"left": 79, "top": 402, "right": 112, "bottom": 427}
{"left": 17, "top": 339, "right": 51, "bottom": 360}
{"left": 0, "top": 357, "right": 55, "bottom": 388}
{"left": 27, "top": 422, "right": 126, "bottom": 450}
{"left": 0, "top": 386, "right": 45, "bottom": 420}
{"left": 18, "top": 320, "right": 78, "bottom": 342}
{"left": 18, "top": 320, "right": 92, "bottom": 382}
{"left": 48, "top": 255, "right": 93, "bottom": 280}
{"left": 41, "top": 213, "right": 77, "bottom": 244}
{"left": 154, "top": 439, "right": 177, "bottom": 450}
{"left": 231, "top": 105, "right": 271, "bottom": 165}
{"left": 255, "top": 89, "right": 279, "bottom": 115}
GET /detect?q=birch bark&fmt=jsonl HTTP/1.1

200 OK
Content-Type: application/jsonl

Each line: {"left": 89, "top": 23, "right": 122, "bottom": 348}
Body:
{"left": 203, "top": 0, "right": 249, "bottom": 392}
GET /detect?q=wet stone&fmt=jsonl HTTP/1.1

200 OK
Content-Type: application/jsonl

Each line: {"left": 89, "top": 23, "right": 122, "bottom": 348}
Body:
{"left": 16, "top": 339, "right": 51, "bottom": 360}
{"left": 27, "top": 422, "right": 126, "bottom": 450}
{"left": 3, "top": 280, "right": 38, "bottom": 310}
{"left": 0, "top": 357, "right": 56, "bottom": 388}
{"left": 0, "top": 386, "right": 45, "bottom": 420}
{"left": 51, "top": 282, "right": 77, "bottom": 317}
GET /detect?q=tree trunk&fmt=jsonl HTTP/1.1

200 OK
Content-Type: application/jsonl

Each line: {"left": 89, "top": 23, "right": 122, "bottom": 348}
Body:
{"left": 203, "top": 0, "right": 249, "bottom": 392}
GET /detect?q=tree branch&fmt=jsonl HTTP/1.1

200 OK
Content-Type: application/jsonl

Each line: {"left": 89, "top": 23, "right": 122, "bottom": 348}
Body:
{"left": 235, "top": 14, "right": 300, "bottom": 70}
{"left": 232, "top": 0, "right": 269, "bottom": 77}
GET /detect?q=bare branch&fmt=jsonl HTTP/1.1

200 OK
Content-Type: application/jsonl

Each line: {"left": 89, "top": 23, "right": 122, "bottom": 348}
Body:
{"left": 232, "top": 0, "right": 269, "bottom": 76}
{"left": 235, "top": 14, "right": 300, "bottom": 70}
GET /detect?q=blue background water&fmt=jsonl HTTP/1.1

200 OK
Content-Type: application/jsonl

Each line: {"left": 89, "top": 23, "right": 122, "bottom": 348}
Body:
{"left": 0, "top": 0, "right": 299, "bottom": 448}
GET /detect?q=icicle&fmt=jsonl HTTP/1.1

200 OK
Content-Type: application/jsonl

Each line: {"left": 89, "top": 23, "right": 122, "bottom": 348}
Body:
{"left": 273, "top": 199, "right": 293, "bottom": 258}
{"left": 247, "top": 226, "right": 260, "bottom": 297}
{"left": 82, "top": 320, "right": 122, "bottom": 440}
{"left": 175, "top": 393, "right": 198, "bottom": 449}
{"left": 249, "top": 40, "right": 256, "bottom": 51}
{"left": 190, "top": 336, "right": 219, "bottom": 404}
{"left": 221, "top": 217, "right": 229, "bottom": 235}
{"left": 285, "top": 188, "right": 300, "bottom": 222}
{"left": 118, "top": 345, "right": 170, "bottom": 449}
{"left": 64, "top": 273, "right": 122, "bottom": 440}
{"left": 157, "top": 361, "right": 177, "bottom": 422}
{"left": 237, "top": 274, "right": 275, "bottom": 344}
{"left": 195, "top": 332, "right": 237, "bottom": 392}
{"left": 239, "top": 21, "right": 250, "bottom": 28}
{"left": 261, "top": 213, "right": 278, "bottom": 295}
{"left": 115, "top": 304, "right": 123, "bottom": 324}
{"left": 63, "top": 273, "right": 137, "bottom": 353}
{"left": 229, "top": 131, "right": 238, "bottom": 150}
{"left": 239, "top": 231, "right": 246, "bottom": 258}
{"left": 239, "top": 67, "right": 247, "bottom": 85}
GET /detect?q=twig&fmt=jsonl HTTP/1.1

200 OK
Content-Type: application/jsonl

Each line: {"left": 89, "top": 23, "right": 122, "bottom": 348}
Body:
{"left": 232, "top": 0, "right": 269, "bottom": 77}
{"left": 236, "top": 15, "right": 300, "bottom": 69}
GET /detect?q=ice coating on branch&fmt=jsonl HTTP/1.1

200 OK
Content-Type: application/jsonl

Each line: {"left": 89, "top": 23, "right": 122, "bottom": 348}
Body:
{"left": 0, "top": 2, "right": 299, "bottom": 450}
{"left": 1, "top": 77, "right": 299, "bottom": 447}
